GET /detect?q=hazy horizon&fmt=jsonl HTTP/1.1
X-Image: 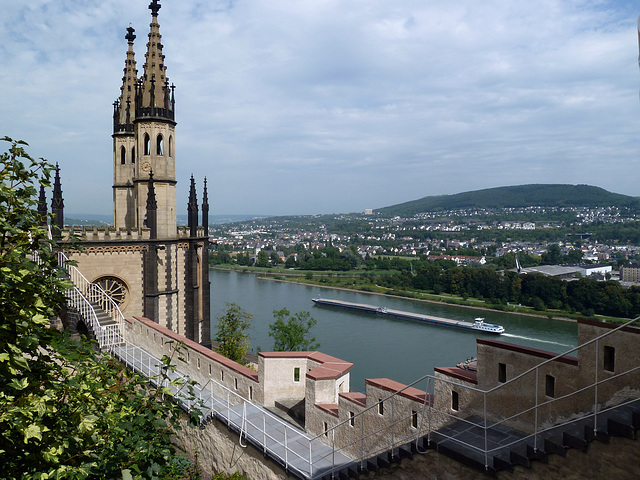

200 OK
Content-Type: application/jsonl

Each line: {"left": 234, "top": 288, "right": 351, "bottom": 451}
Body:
{"left": 2, "top": 1, "right": 639, "bottom": 215}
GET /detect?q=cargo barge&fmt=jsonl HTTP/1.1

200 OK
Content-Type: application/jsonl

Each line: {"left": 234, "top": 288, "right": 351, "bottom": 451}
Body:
{"left": 311, "top": 297, "right": 505, "bottom": 334}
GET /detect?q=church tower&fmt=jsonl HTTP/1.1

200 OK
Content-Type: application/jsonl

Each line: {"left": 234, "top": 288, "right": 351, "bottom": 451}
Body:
{"left": 61, "top": 0, "right": 212, "bottom": 348}
{"left": 113, "top": 0, "right": 176, "bottom": 238}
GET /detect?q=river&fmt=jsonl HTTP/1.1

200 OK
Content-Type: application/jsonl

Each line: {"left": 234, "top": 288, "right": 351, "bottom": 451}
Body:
{"left": 209, "top": 269, "right": 578, "bottom": 392}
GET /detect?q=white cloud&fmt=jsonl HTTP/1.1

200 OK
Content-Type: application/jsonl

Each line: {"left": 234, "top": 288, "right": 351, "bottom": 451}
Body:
{"left": 0, "top": 0, "right": 638, "bottom": 215}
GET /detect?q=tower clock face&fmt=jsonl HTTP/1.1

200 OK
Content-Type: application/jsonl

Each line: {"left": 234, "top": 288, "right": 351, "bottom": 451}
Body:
{"left": 141, "top": 160, "right": 152, "bottom": 172}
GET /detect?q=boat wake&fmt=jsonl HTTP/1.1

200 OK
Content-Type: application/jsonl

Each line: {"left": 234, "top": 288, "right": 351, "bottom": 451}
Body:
{"left": 501, "top": 333, "right": 572, "bottom": 348}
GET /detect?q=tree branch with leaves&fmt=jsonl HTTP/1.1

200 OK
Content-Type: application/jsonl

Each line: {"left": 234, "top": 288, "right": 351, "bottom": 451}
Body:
{"left": 269, "top": 308, "right": 320, "bottom": 352}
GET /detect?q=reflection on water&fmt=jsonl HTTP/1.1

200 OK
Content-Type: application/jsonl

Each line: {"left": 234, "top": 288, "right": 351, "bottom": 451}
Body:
{"left": 210, "top": 270, "right": 578, "bottom": 392}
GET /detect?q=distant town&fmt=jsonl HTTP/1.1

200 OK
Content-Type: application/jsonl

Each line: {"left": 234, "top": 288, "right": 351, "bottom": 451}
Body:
{"left": 209, "top": 205, "right": 640, "bottom": 274}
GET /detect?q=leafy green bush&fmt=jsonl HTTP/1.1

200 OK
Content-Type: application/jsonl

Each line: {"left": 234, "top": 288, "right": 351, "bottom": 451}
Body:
{"left": 0, "top": 137, "right": 202, "bottom": 479}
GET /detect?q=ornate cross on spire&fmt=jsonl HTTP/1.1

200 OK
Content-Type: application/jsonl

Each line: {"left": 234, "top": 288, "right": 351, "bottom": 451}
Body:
{"left": 125, "top": 25, "right": 136, "bottom": 43}
{"left": 149, "top": 0, "right": 161, "bottom": 17}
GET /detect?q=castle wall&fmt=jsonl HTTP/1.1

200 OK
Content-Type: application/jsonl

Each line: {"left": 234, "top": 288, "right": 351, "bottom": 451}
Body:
{"left": 258, "top": 353, "right": 311, "bottom": 407}
{"left": 472, "top": 339, "right": 580, "bottom": 431}
{"left": 576, "top": 319, "right": 640, "bottom": 409}
{"left": 126, "top": 316, "right": 259, "bottom": 404}
{"left": 119, "top": 312, "right": 640, "bottom": 478}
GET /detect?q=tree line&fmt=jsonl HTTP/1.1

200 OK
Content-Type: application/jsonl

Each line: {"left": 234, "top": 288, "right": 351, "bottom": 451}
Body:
{"left": 375, "top": 263, "right": 640, "bottom": 318}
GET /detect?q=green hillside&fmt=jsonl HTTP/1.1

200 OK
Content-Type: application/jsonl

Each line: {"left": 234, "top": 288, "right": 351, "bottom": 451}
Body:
{"left": 376, "top": 184, "right": 640, "bottom": 216}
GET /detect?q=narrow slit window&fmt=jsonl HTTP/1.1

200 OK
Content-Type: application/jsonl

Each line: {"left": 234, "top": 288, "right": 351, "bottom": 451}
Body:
{"left": 378, "top": 399, "right": 384, "bottom": 416}
{"left": 131, "top": 146, "right": 135, "bottom": 164}
{"left": 156, "top": 134, "right": 163, "bottom": 155}
{"left": 452, "top": 391, "right": 459, "bottom": 411}
{"left": 234, "top": 378, "right": 238, "bottom": 390}
{"left": 349, "top": 411, "right": 355, "bottom": 427}
{"left": 412, "top": 410, "right": 418, "bottom": 429}
{"left": 545, "top": 374, "right": 555, "bottom": 398}
{"left": 221, "top": 371, "right": 224, "bottom": 382}
{"left": 294, "top": 367, "right": 300, "bottom": 382}
{"left": 144, "top": 133, "right": 150, "bottom": 155}
{"left": 120, "top": 146, "right": 126, "bottom": 164}
{"left": 498, "top": 363, "right": 507, "bottom": 383}
{"left": 604, "top": 346, "right": 615, "bottom": 372}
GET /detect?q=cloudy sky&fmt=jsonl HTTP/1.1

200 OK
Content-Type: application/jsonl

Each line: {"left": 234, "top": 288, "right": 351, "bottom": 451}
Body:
{"left": 1, "top": 1, "right": 639, "bottom": 216}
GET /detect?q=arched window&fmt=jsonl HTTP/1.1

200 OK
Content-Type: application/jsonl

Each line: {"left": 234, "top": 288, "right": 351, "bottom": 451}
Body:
{"left": 131, "top": 146, "right": 135, "bottom": 164}
{"left": 120, "top": 146, "right": 126, "bottom": 165}
{"left": 168, "top": 136, "right": 173, "bottom": 157}
{"left": 144, "top": 133, "right": 150, "bottom": 155}
{"left": 157, "top": 134, "right": 163, "bottom": 156}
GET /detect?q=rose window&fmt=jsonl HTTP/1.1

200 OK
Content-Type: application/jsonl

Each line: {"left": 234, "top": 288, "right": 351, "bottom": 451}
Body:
{"left": 93, "top": 276, "right": 128, "bottom": 307}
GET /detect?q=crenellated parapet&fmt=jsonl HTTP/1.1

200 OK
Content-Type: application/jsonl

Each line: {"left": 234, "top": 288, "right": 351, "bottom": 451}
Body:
{"left": 177, "top": 225, "right": 207, "bottom": 239}
{"left": 61, "top": 225, "right": 153, "bottom": 242}
{"left": 59, "top": 225, "right": 208, "bottom": 242}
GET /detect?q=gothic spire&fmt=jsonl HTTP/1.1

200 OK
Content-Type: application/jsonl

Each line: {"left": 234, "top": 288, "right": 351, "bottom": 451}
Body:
{"left": 114, "top": 25, "right": 138, "bottom": 133}
{"left": 37, "top": 183, "right": 47, "bottom": 226}
{"left": 141, "top": 0, "right": 170, "bottom": 116}
{"left": 145, "top": 170, "right": 158, "bottom": 239}
{"left": 51, "top": 163, "right": 64, "bottom": 238}
{"left": 202, "top": 177, "right": 209, "bottom": 233}
{"left": 188, "top": 175, "right": 198, "bottom": 237}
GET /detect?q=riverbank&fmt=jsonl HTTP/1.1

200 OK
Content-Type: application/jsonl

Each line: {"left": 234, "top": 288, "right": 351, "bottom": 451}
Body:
{"left": 208, "top": 269, "right": 581, "bottom": 391}
{"left": 209, "top": 266, "right": 588, "bottom": 323}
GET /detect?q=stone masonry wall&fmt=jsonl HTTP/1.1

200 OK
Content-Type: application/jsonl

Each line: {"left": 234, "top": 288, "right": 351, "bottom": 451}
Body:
{"left": 365, "top": 433, "right": 640, "bottom": 480}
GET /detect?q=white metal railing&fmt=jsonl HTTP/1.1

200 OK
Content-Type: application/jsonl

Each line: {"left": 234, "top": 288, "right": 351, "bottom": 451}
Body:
{"left": 67, "top": 285, "right": 124, "bottom": 348}
{"left": 36, "top": 243, "right": 640, "bottom": 474}
{"left": 57, "top": 252, "right": 126, "bottom": 327}
{"left": 315, "top": 315, "right": 640, "bottom": 474}
{"left": 53, "top": 251, "right": 125, "bottom": 348}
{"left": 35, "top": 246, "right": 353, "bottom": 477}
{"left": 108, "top": 314, "right": 640, "bottom": 479}
{"left": 33, "top": 247, "right": 126, "bottom": 348}
{"left": 108, "top": 339, "right": 351, "bottom": 479}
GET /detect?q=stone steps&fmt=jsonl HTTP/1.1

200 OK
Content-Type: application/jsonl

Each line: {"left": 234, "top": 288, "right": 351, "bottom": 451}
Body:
{"left": 424, "top": 398, "right": 640, "bottom": 477}
{"left": 321, "top": 398, "right": 640, "bottom": 479}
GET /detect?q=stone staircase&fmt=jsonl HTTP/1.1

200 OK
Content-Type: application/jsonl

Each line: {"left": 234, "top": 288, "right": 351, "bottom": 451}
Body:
{"left": 314, "top": 397, "right": 640, "bottom": 479}
{"left": 87, "top": 300, "right": 118, "bottom": 328}
{"left": 424, "top": 397, "right": 640, "bottom": 476}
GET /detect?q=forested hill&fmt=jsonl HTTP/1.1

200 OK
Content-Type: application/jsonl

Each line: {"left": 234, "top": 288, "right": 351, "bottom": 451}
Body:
{"left": 376, "top": 184, "right": 640, "bottom": 216}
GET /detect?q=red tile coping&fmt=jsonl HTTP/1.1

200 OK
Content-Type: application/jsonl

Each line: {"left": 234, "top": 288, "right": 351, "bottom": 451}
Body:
{"left": 477, "top": 338, "right": 578, "bottom": 366}
{"left": 259, "top": 351, "right": 315, "bottom": 358}
{"left": 260, "top": 351, "right": 353, "bottom": 381}
{"left": 132, "top": 316, "right": 259, "bottom": 382}
{"left": 579, "top": 318, "right": 640, "bottom": 335}
{"left": 366, "top": 378, "right": 428, "bottom": 403}
{"left": 339, "top": 392, "right": 367, "bottom": 407}
{"left": 315, "top": 403, "right": 339, "bottom": 417}
{"left": 434, "top": 367, "right": 478, "bottom": 385}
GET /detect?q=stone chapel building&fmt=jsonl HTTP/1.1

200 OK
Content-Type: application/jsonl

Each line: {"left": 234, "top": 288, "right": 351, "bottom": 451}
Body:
{"left": 59, "top": 0, "right": 211, "bottom": 347}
